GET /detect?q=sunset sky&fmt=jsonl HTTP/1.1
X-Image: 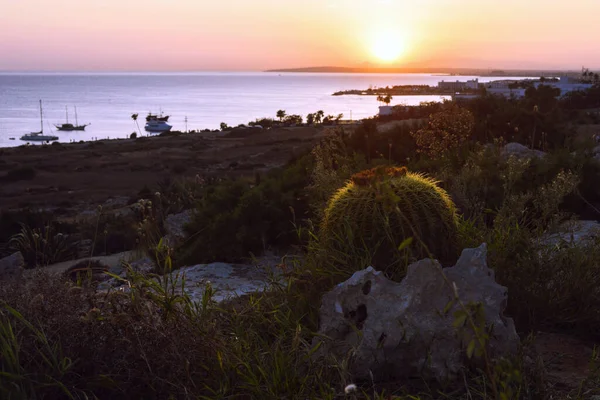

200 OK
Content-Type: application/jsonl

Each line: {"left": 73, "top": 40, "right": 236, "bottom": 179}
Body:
{"left": 1, "top": 0, "right": 599, "bottom": 71}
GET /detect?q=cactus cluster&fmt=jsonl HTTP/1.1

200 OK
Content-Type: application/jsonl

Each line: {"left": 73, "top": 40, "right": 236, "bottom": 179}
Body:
{"left": 318, "top": 166, "right": 459, "bottom": 279}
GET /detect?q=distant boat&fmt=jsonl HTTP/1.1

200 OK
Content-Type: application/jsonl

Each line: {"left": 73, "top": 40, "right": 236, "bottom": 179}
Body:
{"left": 144, "top": 120, "right": 172, "bottom": 132}
{"left": 20, "top": 100, "right": 59, "bottom": 142}
{"left": 146, "top": 112, "right": 170, "bottom": 122}
{"left": 55, "top": 106, "right": 89, "bottom": 131}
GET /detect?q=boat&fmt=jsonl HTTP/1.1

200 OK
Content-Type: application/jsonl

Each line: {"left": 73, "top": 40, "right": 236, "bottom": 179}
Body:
{"left": 144, "top": 120, "right": 172, "bottom": 132}
{"left": 20, "top": 100, "right": 59, "bottom": 142}
{"left": 55, "top": 106, "right": 89, "bottom": 131}
{"left": 146, "top": 112, "right": 170, "bottom": 122}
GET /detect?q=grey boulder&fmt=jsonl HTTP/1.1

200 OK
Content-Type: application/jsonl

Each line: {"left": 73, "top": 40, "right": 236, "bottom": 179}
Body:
{"left": 313, "top": 243, "right": 519, "bottom": 383}
{"left": 0, "top": 252, "right": 25, "bottom": 280}
{"left": 502, "top": 142, "right": 546, "bottom": 160}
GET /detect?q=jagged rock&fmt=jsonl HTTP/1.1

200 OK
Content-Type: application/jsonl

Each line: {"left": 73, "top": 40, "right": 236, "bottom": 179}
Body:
{"left": 313, "top": 244, "right": 519, "bottom": 383}
{"left": 0, "top": 252, "right": 25, "bottom": 280}
{"left": 502, "top": 142, "right": 546, "bottom": 160}
{"left": 540, "top": 220, "right": 600, "bottom": 249}
{"left": 163, "top": 210, "right": 193, "bottom": 247}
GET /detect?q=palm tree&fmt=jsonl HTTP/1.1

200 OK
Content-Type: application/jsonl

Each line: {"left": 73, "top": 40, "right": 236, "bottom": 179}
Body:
{"left": 383, "top": 95, "right": 393, "bottom": 105}
{"left": 276, "top": 110, "right": 286, "bottom": 122}
{"left": 131, "top": 113, "right": 141, "bottom": 136}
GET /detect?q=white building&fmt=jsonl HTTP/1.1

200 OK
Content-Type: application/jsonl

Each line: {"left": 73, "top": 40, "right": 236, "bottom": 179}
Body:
{"left": 535, "top": 76, "right": 593, "bottom": 96}
{"left": 378, "top": 106, "right": 393, "bottom": 116}
{"left": 438, "top": 78, "right": 480, "bottom": 91}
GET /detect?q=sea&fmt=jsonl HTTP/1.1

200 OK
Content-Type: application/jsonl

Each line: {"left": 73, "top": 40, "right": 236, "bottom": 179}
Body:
{"left": 0, "top": 72, "right": 531, "bottom": 148}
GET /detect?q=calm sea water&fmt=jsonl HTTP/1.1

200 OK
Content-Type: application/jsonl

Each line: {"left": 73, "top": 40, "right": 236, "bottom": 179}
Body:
{"left": 0, "top": 72, "right": 529, "bottom": 148}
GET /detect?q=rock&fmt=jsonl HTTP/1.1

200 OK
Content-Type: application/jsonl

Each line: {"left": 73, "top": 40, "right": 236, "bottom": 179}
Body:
{"left": 502, "top": 142, "right": 546, "bottom": 160}
{"left": 0, "top": 252, "right": 25, "bottom": 280}
{"left": 103, "top": 196, "right": 130, "bottom": 209}
{"left": 128, "top": 257, "right": 155, "bottom": 275}
{"left": 97, "top": 254, "right": 288, "bottom": 303}
{"left": 163, "top": 210, "right": 193, "bottom": 247}
{"left": 313, "top": 244, "right": 519, "bottom": 383}
{"left": 540, "top": 220, "right": 600, "bottom": 249}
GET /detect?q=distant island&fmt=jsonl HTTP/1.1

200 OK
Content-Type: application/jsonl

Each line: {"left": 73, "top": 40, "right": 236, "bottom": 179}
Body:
{"left": 266, "top": 66, "right": 580, "bottom": 77}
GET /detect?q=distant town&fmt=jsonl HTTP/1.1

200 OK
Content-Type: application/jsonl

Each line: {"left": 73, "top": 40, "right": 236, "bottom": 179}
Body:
{"left": 326, "top": 68, "right": 599, "bottom": 117}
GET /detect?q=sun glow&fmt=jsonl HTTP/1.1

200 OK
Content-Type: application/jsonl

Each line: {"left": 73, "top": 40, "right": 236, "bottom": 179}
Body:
{"left": 369, "top": 28, "right": 408, "bottom": 63}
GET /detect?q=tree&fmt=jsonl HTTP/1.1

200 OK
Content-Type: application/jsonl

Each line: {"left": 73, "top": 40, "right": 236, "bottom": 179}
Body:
{"left": 220, "top": 122, "right": 230, "bottom": 131}
{"left": 284, "top": 114, "right": 303, "bottom": 125}
{"left": 306, "top": 113, "right": 315, "bottom": 125}
{"left": 335, "top": 113, "right": 344, "bottom": 123}
{"left": 315, "top": 110, "right": 325, "bottom": 124}
{"left": 276, "top": 110, "right": 286, "bottom": 121}
{"left": 323, "top": 114, "right": 335, "bottom": 125}
{"left": 377, "top": 94, "right": 393, "bottom": 105}
{"left": 595, "top": 73, "right": 600, "bottom": 84}
{"left": 131, "top": 113, "right": 141, "bottom": 136}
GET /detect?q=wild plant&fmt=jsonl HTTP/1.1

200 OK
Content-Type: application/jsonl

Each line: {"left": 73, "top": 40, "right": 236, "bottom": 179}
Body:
{"left": 9, "top": 223, "right": 77, "bottom": 268}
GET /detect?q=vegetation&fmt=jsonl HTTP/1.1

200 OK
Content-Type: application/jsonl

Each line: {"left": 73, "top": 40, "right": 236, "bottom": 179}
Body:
{"left": 0, "top": 166, "right": 37, "bottom": 182}
{"left": 4, "top": 82, "right": 600, "bottom": 398}
{"left": 176, "top": 153, "right": 313, "bottom": 265}
{"left": 9, "top": 223, "right": 77, "bottom": 268}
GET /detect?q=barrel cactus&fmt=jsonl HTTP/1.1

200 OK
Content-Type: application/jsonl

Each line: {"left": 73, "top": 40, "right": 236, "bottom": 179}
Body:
{"left": 318, "top": 166, "right": 459, "bottom": 280}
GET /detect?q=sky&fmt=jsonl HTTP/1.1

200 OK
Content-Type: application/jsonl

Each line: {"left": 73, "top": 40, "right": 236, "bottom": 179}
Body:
{"left": 0, "top": 0, "right": 599, "bottom": 71}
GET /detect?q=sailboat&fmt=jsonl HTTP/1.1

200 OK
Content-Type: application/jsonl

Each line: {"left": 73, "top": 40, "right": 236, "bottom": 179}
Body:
{"left": 20, "top": 100, "right": 59, "bottom": 142}
{"left": 55, "top": 106, "right": 89, "bottom": 131}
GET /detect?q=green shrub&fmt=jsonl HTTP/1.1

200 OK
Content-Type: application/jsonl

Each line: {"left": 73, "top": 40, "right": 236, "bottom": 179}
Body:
{"left": 177, "top": 155, "right": 313, "bottom": 265}
{"left": 316, "top": 166, "right": 459, "bottom": 282}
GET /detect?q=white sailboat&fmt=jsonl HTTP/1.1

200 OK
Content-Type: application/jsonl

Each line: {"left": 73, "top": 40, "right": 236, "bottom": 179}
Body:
{"left": 20, "top": 100, "right": 59, "bottom": 142}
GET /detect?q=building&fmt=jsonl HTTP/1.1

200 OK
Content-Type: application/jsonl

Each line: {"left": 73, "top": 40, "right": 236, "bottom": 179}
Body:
{"left": 378, "top": 106, "right": 393, "bottom": 116}
{"left": 535, "top": 76, "right": 593, "bottom": 96}
{"left": 438, "top": 80, "right": 468, "bottom": 91}
{"left": 438, "top": 79, "right": 480, "bottom": 92}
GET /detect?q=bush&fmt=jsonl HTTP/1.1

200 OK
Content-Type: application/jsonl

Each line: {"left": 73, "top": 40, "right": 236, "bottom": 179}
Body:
{"left": 315, "top": 166, "right": 459, "bottom": 282}
{"left": 1, "top": 166, "right": 36, "bottom": 182}
{"left": 177, "top": 155, "right": 313, "bottom": 265}
{"left": 9, "top": 223, "right": 78, "bottom": 268}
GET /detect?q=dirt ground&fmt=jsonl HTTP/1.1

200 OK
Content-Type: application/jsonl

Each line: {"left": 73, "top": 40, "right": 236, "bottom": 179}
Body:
{"left": 0, "top": 127, "right": 328, "bottom": 212}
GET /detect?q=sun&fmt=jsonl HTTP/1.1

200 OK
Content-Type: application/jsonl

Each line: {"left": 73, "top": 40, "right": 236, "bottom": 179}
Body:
{"left": 369, "top": 29, "right": 408, "bottom": 63}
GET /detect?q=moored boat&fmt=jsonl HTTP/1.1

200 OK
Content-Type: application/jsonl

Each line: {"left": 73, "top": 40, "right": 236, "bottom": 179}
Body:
{"left": 146, "top": 112, "right": 170, "bottom": 122}
{"left": 144, "top": 120, "right": 172, "bottom": 132}
{"left": 20, "top": 100, "right": 59, "bottom": 142}
{"left": 55, "top": 106, "right": 89, "bottom": 131}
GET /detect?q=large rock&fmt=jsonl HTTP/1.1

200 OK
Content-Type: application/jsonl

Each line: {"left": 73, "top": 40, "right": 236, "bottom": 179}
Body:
{"left": 502, "top": 142, "right": 546, "bottom": 160}
{"left": 163, "top": 210, "right": 193, "bottom": 247}
{"left": 0, "top": 252, "right": 25, "bottom": 280}
{"left": 97, "top": 254, "right": 287, "bottom": 303}
{"left": 313, "top": 244, "right": 519, "bottom": 383}
{"left": 540, "top": 220, "right": 600, "bottom": 249}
